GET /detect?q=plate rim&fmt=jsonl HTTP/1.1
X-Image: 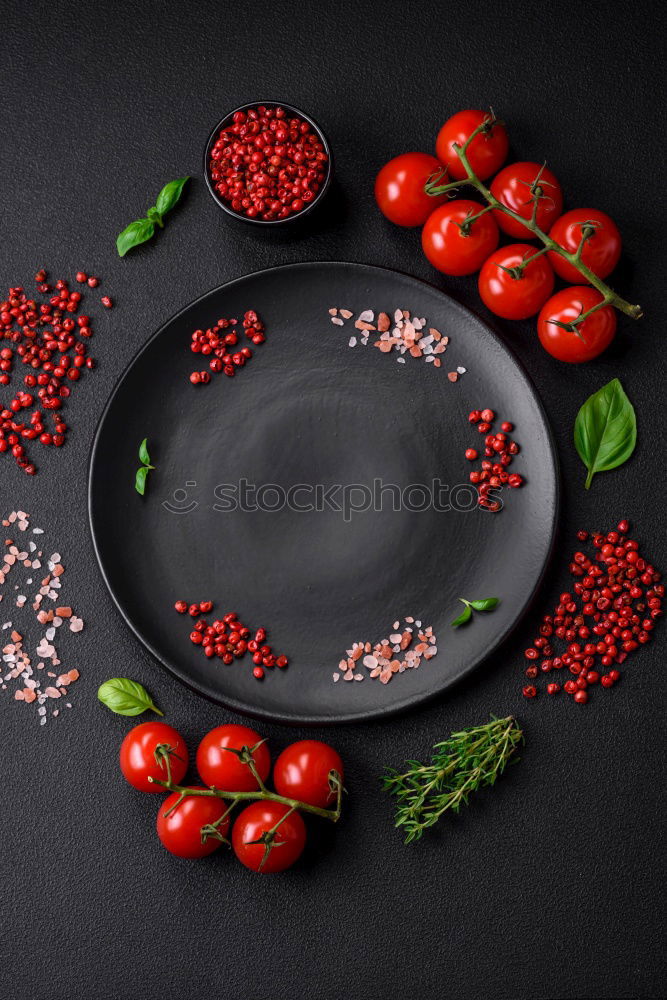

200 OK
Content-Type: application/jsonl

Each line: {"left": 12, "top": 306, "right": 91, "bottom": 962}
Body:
{"left": 87, "top": 260, "right": 560, "bottom": 726}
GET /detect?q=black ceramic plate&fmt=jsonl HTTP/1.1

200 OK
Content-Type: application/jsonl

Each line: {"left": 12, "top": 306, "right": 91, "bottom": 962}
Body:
{"left": 89, "top": 262, "right": 558, "bottom": 725}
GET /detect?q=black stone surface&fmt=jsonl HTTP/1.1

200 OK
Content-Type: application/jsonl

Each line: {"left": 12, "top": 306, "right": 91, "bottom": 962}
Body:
{"left": 3, "top": 2, "right": 666, "bottom": 998}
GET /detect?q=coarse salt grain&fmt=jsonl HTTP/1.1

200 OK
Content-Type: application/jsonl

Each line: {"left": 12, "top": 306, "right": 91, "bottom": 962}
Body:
{"left": 326, "top": 307, "right": 466, "bottom": 377}
{"left": 335, "top": 617, "right": 438, "bottom": 687}
{"left": 0, "top": 511, "right": 83, "bottom": 726}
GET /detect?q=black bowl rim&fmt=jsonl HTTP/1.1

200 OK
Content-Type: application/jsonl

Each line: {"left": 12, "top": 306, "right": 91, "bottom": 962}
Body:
{"left": 203, "top": 100, "right": 334, "bottom": 226}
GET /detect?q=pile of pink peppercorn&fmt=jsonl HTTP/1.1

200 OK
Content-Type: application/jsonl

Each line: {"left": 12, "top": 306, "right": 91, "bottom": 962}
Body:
{"left": 465, "top": 408, "right": 524, "bottom": 512}
{"left": 188, "top": 310, "right": 265, "bottom": 384}
{"left": 0, "top": 269, "right": 104, "bottom": 474}
{"left": 208, "top": 105, "right": 328, "bottom": 221}
{"left": 175, "top": 600, "right": 288, "bottom": 680}
{"left": 522, "top": 521, "right": 662, "bottom": 703}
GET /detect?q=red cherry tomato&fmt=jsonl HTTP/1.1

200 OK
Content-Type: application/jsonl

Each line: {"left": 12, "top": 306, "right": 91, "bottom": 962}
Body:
{"left": 119, "top": 721, "right": 188, "bottom": 793}
{"left": 232, "top": 801, "right": 306, "bottom": 873}
{"left": 435, "top": 110, "right": 509, "bottom": 181}
{"left": 156, "top": 788, "right": 230, "bottom": 858}
{"left": 537, "top": 286, "right": 616, "bottom": 362}
{"left": 478, "top": 243, "right": 555, "bottom": 320}
{"left": 196, "top": 724, "right": 271, "bottom": 792}
{"left": 547, "top": 208, "right": 622, "bottom": 282}
{"left": 374, "top": 152, "right": 446, "bottom": 227}
{"left": 422, "top": 199, "right": 499, "bottom": 276}
{"left": 490, "top": 162, "right": 563, "bottom": 238}
{"left": 273, "top": 740, "right": 344, "bottom": 808}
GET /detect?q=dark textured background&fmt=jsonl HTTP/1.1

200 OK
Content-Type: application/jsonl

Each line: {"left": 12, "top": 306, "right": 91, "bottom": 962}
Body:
{"left": 3, "top": 2, "right": 666, "bottom": 998}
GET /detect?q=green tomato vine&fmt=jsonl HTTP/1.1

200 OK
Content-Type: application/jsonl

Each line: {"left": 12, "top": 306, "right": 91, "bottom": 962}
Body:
{"left": 425, "top": 114, "right": 642, "bottom": 333}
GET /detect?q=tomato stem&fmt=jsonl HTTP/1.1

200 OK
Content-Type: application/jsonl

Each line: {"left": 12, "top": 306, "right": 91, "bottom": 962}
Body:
{"left": 425, "top": 117, "right": 643, "bottom": 325}
{"left": 457, "top": 204, "right": 494, "bottom": 236}
{"left": 149, "top": 767, "right": 344, "bottom": 823}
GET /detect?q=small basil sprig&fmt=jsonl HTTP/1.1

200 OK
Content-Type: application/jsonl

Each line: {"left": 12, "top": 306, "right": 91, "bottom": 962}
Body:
{"left": 135, "top": 438, "right": 154, "bottom": 495}
{"left": 574, "top": 378, "right": 637, "bottom": 489}
{"left": 98, "top": 677, "right": 163, "bottom": 716}
{"left": 117, "top": 177, "right": 189, "bottom": 257}
{"left": 451, "top": 597, "right": 499, "bottom": 628}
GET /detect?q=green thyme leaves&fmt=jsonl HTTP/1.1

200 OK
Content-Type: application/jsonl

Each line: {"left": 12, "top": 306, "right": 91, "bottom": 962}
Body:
{"left": 383, "top": 716, "right": 523, "bottom": 843}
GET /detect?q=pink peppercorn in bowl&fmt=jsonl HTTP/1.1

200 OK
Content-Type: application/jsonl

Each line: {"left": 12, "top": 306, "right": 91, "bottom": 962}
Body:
{"left": 204, "top": 101, "right": 333, "bottom": 225}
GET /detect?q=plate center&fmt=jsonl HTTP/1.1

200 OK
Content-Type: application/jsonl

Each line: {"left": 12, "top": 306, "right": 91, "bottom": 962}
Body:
{"left": 194, "top": 376, "right": 440, "bottom": 604}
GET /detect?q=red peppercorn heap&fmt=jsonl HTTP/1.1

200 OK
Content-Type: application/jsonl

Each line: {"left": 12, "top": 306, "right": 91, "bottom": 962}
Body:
{"left": 0, "top": 270, "right": 100, "bottom": 474}
{"left": 208, "top": 105, "right": 329, "bottom": 221}
{"left": 521, "top": 520, "right": 662, "bottom": 703}
{"left": 175, "top": 599, "right": 288, "bottom": 680}
{"left": 466, "top": 408, "right": 524, "bottom": 512}
{"left": 189, "top": 310, "right": 264, "bottom": 383}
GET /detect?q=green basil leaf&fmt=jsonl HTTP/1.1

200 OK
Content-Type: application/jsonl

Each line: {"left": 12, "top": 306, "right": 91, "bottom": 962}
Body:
{"left": 97, "top": 677, "right": 163, "bottom": 716}
{"left": 574, "top": 378, "right": 637, "bottom": 489}
{"left": 135, "top": 465, "right": 149, "bottom": 495}
{"left": 469, "top": 598, "right": 499, "bottom": 612}
{"left": 451, "top": 603, "right": 473, "bottom": 628}
{"left": 138, "top": 437, "right": 151, "bottom": 466}
{"left": 146, "top": 206, "right": 163, "bottom": 227}
{"left": 155, "top": 176, "right": 189, "bottom": 217}
{"left": 117, "top": 217, "right": 155, "bottom": 257}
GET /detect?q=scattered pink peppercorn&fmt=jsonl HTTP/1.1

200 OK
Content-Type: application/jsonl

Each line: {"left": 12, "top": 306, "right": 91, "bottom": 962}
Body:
{"left": 101, "top": 295, "right": 113, "bottom": 308}
{"left": 176, "top": 600, "right": 288, "bottom": 680}
{"left": 0, "top": 270, "right": 100, "bottom": 473}
{"left": 188, "top": 310, "right": 265, "bottom": 385}
{"left": 520, "top": 523, "right": 660, "bottom": 705}
{"left": 522, "top": 685, "right": 537, "bottom": 699}
{"left": 464, "top": 409, "right": 525, "bottom": 512}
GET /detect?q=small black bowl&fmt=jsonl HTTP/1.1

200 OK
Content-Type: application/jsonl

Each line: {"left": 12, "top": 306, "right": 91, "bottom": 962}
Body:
{"left": 203, "top": 101, "right": 334, "bottom": 226}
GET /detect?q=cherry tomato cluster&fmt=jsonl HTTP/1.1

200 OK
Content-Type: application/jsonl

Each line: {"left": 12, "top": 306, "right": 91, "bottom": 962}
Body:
{"left": 375, "top": 110, "right": 624, "bottom": 363}
{"left": 119, "top": 721, "right": 344, "bottom": 873}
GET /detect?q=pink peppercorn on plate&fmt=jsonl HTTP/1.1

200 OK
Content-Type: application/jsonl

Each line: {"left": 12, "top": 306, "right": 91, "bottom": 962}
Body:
{"left": 88, "top": 262, "right": 558, "bottom": 724}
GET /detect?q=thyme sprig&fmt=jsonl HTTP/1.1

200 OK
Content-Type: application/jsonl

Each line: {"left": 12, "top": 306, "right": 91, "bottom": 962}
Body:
{"left": 383, "top": 715, "right": 523, "bottom": 843}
